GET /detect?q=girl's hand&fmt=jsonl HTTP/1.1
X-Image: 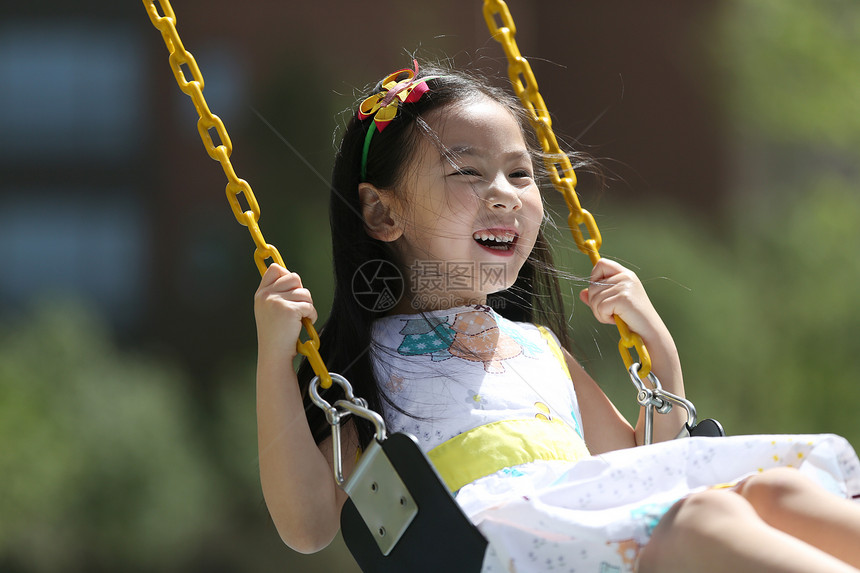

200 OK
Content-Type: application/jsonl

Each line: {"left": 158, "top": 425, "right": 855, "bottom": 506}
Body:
{"left": 579, "top": 258, "right": 666, "bottom": 343}
{"left": 254, "top": 264, "right": 318, "bottom": 360}
{"left": 580, "top": 258, "right": 685, "bottom": 445}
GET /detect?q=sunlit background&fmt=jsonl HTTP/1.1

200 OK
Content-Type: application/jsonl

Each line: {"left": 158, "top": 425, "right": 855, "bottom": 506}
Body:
{"left": 3, "top": 1, "right": 860, "bottom": 571}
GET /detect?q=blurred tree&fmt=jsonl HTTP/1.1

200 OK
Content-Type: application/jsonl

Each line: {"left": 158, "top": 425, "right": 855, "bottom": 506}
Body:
{"left": 716, "top": 0, "right": 860, "bottom": 151}
{"left": 712, "top": 0, "right": 860, "bottom": 444}
{"left": 546, "top": 1, "right": 860, "bottom": 451}
{"left": 0, "top": 302, "right": 219, "bottom": 572}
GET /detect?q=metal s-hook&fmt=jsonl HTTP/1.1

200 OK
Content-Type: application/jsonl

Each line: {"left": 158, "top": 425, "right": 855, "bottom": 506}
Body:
{"left": 628, "top": 363, "right": 698, "bottom": 445}
{"left": 309, "top": 373, "right": 387, "bottom": 486}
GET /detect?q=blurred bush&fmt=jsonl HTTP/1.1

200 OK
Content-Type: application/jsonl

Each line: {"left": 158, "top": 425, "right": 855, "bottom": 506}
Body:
{"left": 0, "top": 302, "right": 361, "bottom": 572}
{"left": 0, "top": 300, "right": 361, "bottom": 572}
{"left": 0, "top": 302, "right": 218, "bottom": 571}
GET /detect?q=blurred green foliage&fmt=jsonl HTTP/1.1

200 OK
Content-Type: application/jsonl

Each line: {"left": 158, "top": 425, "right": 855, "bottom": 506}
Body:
{"left": 0, "top": 302, "right": 216, "bottom": 571}
{"left": 715, "top": 0, "right": 860, "bottom": 149}
{"left": 4, "top": 1, "right": 860, "bottom": 571}
{"left": 0, "top": 302, "right": 360, "bottom": 572}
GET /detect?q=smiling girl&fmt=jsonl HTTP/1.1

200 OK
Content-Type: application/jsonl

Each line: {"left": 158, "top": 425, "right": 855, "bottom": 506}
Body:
{"left": 253, "top": 61, "right": 860, "bottom": 572}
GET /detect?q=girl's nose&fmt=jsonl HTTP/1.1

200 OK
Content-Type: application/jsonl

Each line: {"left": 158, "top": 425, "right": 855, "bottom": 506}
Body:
{"left": 485, "top": 174, "right": 523, "bottom": 211}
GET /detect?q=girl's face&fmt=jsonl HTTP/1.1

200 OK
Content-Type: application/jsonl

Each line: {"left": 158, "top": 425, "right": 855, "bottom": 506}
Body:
{"left": 390, "top": 96, "right": 543, "bottom": 312}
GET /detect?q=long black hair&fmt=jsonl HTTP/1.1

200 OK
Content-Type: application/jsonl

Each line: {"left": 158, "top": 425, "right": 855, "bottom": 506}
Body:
{"left": 298, "top": 61, "right": 592, "bottom": 448}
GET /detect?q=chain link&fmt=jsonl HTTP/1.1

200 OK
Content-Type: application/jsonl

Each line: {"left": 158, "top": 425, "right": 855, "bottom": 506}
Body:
{"left": 483, "top": 0, "right": 652, "bottom": 377}
{"left": 142, "top": 0, "right": 332, "bottom": 388}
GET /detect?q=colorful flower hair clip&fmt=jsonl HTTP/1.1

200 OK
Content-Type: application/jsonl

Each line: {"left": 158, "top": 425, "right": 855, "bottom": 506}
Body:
{"left": 358, "top": 60, "right": 436, "bottom": 180}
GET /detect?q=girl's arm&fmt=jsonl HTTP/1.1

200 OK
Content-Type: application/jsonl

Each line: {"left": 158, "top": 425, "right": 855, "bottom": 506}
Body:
{"left": 573, "top": 258, "right": 687, "bottom": 449}
{"left": 255, "top": 264, "right": 358, "bottom": 553}
{"left": 563, "top": 346, "right": 637, "bottom": 453}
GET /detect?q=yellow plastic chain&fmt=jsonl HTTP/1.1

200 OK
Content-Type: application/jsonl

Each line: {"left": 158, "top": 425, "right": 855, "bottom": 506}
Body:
{"left": 483, "top": 0, "right": 652, "bottom": 377}
{"left": 142, "top": 0, "right": 332, "bottom": 388}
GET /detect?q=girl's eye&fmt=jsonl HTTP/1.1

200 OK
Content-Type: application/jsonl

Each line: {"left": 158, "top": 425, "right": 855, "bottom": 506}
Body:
{"left": 510, "top": 169, "right": 533, "bottom": 179}
{"left": 452, "top": 168, "right": 480, "bottom": 177}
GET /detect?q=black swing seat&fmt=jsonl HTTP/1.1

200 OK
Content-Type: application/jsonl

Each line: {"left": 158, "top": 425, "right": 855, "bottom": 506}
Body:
{"left": 341, "top": 432, "right": 487, "bottom": 573}
{"left": 687, "top": 418, "right": 726, "bottom": 438}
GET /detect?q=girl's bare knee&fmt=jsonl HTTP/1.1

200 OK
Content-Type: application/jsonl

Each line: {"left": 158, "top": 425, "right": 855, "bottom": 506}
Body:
{"left": 668, "top": 489, "right": 757, "bottom": 536}
{"left": 639, "top": 490, "right": 755, "bottom": 572}
{"left": 737, "top": 467, "right": 812, "bottom": 520}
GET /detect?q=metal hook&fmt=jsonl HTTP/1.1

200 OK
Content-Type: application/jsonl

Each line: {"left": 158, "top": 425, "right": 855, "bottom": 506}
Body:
{"left": 628, "top": 363, "right": 698, "bottom": 444}
{"left": 309, "top": 373, "right": 388, "bottom": 487}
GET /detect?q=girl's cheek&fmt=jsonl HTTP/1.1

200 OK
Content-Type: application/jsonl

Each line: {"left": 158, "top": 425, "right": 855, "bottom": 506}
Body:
{"left": 448, "top": 185, "right": 481, "bottom": 210}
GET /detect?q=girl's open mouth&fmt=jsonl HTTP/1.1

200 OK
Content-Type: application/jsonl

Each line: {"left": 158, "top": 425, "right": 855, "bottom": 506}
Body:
{"left": 472, "top": 229, "right": 519, "bottom": 256}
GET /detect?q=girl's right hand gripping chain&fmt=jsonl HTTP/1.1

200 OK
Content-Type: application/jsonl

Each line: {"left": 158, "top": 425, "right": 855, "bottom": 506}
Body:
{"left": 255, "top": 264, "right": 318, "bottom": 362}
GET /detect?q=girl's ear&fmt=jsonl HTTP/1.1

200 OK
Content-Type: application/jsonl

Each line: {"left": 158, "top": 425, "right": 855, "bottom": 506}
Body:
{"left": 358, "top": 183, "right": 404, "bottom": 242}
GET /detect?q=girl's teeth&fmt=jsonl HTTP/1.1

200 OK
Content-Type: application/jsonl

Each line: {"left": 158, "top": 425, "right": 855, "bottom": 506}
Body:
{"left": 474, "top": 231, "right": 514, "bottom": 243}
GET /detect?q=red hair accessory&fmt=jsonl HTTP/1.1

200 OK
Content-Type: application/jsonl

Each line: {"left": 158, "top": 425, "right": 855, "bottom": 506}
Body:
{"left": 358, "top": 60, "right": 433, "bottom": 132}
{"left": 358, "top": 61, "right": 436, "bottom": 180}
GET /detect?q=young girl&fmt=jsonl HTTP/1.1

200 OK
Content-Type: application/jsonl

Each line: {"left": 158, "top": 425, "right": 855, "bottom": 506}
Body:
{"left": 254, "top": 61, "right": 860, "bottom": 572}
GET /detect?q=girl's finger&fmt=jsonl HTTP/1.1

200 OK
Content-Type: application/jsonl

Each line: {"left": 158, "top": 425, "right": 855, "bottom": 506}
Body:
{"left": 260, "top": 263, "right": 290, "bottom": 288}
{"left": 290, "top": 288, "right": 314, "bottom": 305}
{"left": 289, "top": 300, "right": 318, "bottom": 324}
{"left": 590, "top": 258, "right": 628, "bottom": 284}
{"left": 272, "top": 271, "right": 304, "bottom": 293}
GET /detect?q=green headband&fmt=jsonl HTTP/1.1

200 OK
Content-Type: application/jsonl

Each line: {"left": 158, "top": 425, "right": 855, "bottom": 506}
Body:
{"left": 360, "top": 122, "right": 377, "bottom": 182}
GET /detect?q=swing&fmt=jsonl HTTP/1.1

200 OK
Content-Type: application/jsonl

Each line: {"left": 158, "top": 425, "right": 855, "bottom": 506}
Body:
{"left": 143, "top": 1, "right": 725, "bottom": 570}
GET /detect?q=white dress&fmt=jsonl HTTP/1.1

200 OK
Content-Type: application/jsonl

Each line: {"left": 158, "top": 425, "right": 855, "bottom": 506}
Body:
{"left": 370, "top": 304, "right": 860, "bottom": 573}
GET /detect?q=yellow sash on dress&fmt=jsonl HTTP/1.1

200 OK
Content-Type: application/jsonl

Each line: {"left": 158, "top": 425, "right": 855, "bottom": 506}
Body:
{"left": 428, "top": 417, "right": 590, "bottom": 492}
{"left": 428, "top": 324, "right": 588, "bottom": 492}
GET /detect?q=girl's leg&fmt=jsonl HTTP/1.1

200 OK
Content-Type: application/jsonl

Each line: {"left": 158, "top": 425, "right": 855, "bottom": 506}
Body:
{"left": 737, "top": 467, "right": 860, "bottom": 568}
{"left": 638, "top": 489, "right": 859, "bottom": 573}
